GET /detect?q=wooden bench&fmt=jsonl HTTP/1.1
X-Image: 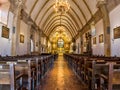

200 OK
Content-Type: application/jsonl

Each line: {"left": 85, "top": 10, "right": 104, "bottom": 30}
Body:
{"left": 64, "top": 54, "right": 120, "bottom": 90}
{"left": 0, "top": 54, "right": 57, "bottom": 90}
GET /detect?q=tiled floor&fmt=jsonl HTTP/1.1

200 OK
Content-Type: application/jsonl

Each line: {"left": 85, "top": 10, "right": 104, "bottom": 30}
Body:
{"left": 39, "top": 56, "right": 88, "bottom": 90}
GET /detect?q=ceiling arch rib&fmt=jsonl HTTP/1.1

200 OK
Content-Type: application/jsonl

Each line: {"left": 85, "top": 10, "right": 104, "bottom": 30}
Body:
{"left": 34, "top": 0, "right": 50, "bottom": 21}
{"left": 46, "top": 19, "right": 76, "bottom": 34}
{"left": 49, "top": 23, "right": 74, "bottom": 37}
{"left": 25, "top": 0, "right": 36, "bottom": 14}
{"left": 51, "top": 26, "right": 72, "bottom": 38}
{"left": 72, "top": 0, "right": 87, "bottom": 22}
{"left": 25, "top": 0, "right": 98, "bottom": 38}
{"left": 29, "top": 0, "right": 38, "bottom": 15}
{"left": 74, "top": 0, "right": 92, "bottom": 22}
{"left": 83, "top": 0, "right": 92, "bottom": 15}
{"left": 42, "top": 11, "right": 80, "bottom": 33}
{"left": 47, "top": 23, "right": 74, "bottom": 37}
{"left": 44, "top": 18, "right": 76, "bottom": 36}
{"left": 36, "top": 1, "right": 54, "bottom": 25}
{"left": 37, "top": 0, "right": 94, "bottom": 29}
{"left": 48, "top": 23, "right": 75, "bottom": 37}
{"left": 34, "top": 0, "right": 84, "bottom": 29}
{"left": 44, "top": 15, "right": 78, "bottom": 34}
{"left": 38, "top": 4, "right": 82, "bottom": 30}
{"left": 44, "top": 18, "right": 76, "bottom": 35}
{"left": 30, "top": 0, "right": 46, "bottom": 20}
{"left": 49, "top": 25, "right": 73, "bottom": 38}
{"left": 84, "top": 0, "right": 98, "bottom": 14}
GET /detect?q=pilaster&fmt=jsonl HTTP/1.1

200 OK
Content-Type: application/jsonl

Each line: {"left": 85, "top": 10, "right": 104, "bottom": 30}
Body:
{"left": 97, "top": 1, "right": 111, "bottom": 56}
{"left": 27, "top": 21, "right": 33, "bottom": 54}
{"left": 11, "top": 0, "right": 25, "bottom": 56}
{"left": 39, "top": 30, "right": 42, "bottom": 54}
{"left": 80, "top": 33, "right": 83, "bottom": 54}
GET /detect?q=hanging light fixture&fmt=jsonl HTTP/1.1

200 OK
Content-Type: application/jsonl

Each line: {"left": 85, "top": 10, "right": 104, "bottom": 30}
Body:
{"left": 54, "top": 0, "right": 70, "bottom": 14}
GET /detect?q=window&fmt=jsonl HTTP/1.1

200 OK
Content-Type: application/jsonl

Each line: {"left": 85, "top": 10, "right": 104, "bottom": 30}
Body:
{"left": 91, "top": 22, "right": 96, "bottom": 37}
{"left": 0, "top": 3, "right": 10, "bottom": 25}
{"left": 57, "top": 38, "right": 64, "bottom": 48}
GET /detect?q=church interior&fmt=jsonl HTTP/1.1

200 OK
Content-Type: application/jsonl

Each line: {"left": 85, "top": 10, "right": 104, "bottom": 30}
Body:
{"left": 0, "top": 0, "right": 120, "bottom": 90}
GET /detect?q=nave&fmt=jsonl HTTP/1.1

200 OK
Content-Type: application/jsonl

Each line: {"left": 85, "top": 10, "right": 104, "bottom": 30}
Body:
{"left": 38, "top": 56, "right": 87, "bottom": 90}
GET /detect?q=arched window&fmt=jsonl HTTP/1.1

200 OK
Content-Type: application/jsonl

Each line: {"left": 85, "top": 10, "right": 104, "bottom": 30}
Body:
{"left": 0, "top": 2, "right": 10, "bottom": 25}
{"left": 57, "top": 38, "right": 64, "bottom": 48}
{"left": 91, "top": 22, "right": 96, "bottom": 36}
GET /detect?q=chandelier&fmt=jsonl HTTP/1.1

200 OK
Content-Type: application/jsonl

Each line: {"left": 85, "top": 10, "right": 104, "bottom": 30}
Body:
{"left": 54, "top": 0, "right": 70, "bottom": 14}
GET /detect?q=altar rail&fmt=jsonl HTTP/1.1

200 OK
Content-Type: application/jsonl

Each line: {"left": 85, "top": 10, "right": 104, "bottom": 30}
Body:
{"left": 0, "top": 54, "right": 58, "bottom": 90}
{"left": 64, "top": 54, "right": 120, "bottom": 90}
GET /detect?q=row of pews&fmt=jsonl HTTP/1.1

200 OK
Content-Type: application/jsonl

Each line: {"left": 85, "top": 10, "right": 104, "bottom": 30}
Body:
{"left": 64, "top": 54, "right": 120, "bottom": 90}
{"left": 0, "top": 54, "right": 58, "bottom": 90}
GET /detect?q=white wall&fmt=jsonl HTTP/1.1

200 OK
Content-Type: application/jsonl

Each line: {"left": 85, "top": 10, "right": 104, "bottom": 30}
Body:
{"left": 92, "top": 19, "right": 104, "bottom": 55}
{"left": 17, "top": 20, "right": 28, "bottom": 55}
{"left": 0, "top": 11, "right": 14, "bottom": 56}
{"left": 109, "top": 4, "right": 120, "bottom": 56}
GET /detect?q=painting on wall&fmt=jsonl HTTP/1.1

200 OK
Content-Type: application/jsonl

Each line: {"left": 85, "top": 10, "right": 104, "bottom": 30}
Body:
{"left": 1, "top": 26, "right": 9, "bottom": 39}
{"left": 20, "top": 34, "right": 24, "bottom": 43}
{"left": 114, "top": 26, "right": 120, "bottom": 39}
{"left": 99, "top": 34, "right": 104, "bottom": 43}
{"left": 93, "top": 37, "right": 96, "bottom": 44}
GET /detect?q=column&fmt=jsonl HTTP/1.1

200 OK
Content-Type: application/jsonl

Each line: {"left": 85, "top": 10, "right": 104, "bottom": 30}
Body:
{"left": 27, "top": 21, "right": 33, "bottom": 54}
{"left": 80, "top": 33, "right": 83, "bottom": 54}
{"left": 97, "top": 1, "right": 111, "bottom": 56}
{"left": 39, "top": 30, "right": 42, "bottom": 54}
{"left": 11, "top": 0, "right": 25, "bottom": 56}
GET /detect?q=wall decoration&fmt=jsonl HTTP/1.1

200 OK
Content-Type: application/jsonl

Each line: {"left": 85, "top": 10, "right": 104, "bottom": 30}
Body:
{"left": 1, "top": 26, "right": 9, "bottom": 39}
{"left": 93, "top": 37, "right": 96, "bottom": 44}
{"left": 20, "top": 34, "right": 24, "bottom": 43}
{"left": 114, "top": 26, "right": 120, "bottom": 39}
{"left": 99, "top": 34, "right": 104, "bottom": 43}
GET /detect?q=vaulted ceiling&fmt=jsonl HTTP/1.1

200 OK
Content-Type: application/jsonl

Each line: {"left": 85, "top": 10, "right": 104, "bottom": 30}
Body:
{"left": 24, "top": 0, "right": 98, "bottom": 38}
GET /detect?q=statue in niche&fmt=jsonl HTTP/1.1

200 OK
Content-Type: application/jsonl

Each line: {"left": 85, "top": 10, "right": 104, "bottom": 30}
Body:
{"left": 72, "top": 38, "right": 76, "bottom": 53}
{"left": 85, "top": 32, "right": 92, "bottom": 56}
{"left": 72, "top": 43, "right": 76, "bottom": 52}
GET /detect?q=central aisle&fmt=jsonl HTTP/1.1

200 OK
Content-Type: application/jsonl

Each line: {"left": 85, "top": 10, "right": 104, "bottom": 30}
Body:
{"left": 39, "top": 56, "right": 88, "bottom": 90}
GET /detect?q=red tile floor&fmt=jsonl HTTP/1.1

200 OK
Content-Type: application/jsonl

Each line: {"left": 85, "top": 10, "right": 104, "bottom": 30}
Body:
{"left": 38, "top": 56, "right": 88, "bottom": 90}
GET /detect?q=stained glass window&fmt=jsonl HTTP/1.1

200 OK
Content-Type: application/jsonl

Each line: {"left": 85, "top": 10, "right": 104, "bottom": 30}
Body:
{"left": 58, "top": 38, "right": 64, "bottom": 48}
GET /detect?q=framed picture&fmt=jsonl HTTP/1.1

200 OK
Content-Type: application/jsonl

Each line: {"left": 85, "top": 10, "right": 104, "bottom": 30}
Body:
{"left": 99, "top": 34, "right": 104, "bottom": 43}
{"left": 20, "top": 34, "right": 24, "bottom": 43}
{"left": 1, "top": 26, "right": 9, "bottom": 39}
{"left": 93, "top": 37, "right": 96, "bottom": 44}
{"left": 114, "top": 26, "right": 120, "bottom": 39}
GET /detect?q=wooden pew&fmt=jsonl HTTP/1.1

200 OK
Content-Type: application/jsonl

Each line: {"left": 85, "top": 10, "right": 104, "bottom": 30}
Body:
{"left": 0, "top": 54, "right": 56, "bottom": 90}
{"left": 64, "top": 54, "right": 120, "bottom": 90}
